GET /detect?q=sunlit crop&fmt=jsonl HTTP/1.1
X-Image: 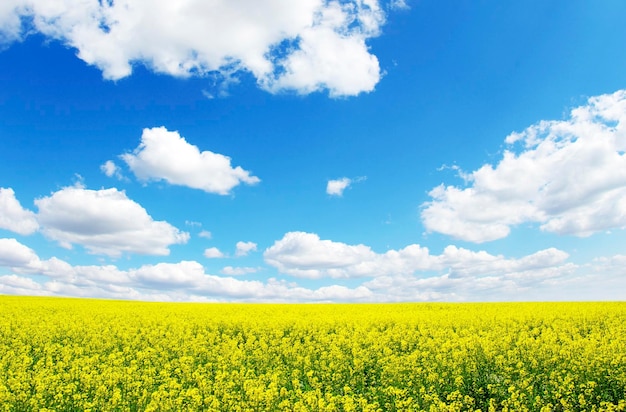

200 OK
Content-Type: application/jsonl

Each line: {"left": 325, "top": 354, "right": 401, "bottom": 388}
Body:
{"left": 0, "top": 297, "right": 624, "bottom": 411}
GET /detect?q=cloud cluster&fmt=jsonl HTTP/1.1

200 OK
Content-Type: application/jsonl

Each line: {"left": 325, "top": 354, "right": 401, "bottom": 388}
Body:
{"left": 35, "top": 185, "right": 189, "bottom": 256}
{"left": 422, "top": 90, "right": 626, "bottom": 242}
{"left": 264, "top": 231, "right": 571, "bottom": 279}
{"left": 203, "top": 241, "right": 258, "bottom": 259}
{"left": 4, "top": 233, "right": 619, "bottom": 302}
{"left": 120, "top": 127, "right": 259, "bottom": 195}
{"left": 0, "top": 0, "right": 388, "bottom": 96}
{"left": 262, "top": 231, "right": 619, "bottom": 301}
{"left": 0, "top": 238, "right": 373, "bottom": 302}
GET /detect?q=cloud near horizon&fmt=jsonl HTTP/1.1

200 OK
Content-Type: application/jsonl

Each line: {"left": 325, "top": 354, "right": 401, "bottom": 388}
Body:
{"left": 1, "top": 233, "right": 623, "bottom": 302}
{"left": 0, "top": 0, "right": 388, "bottom": 97}
{"left": 421, "top": 90, "right": 626, "bottom": 243}
{"left": 0, "top": 238, "right": 373, "bottom": 302}
{"left": 263, "top": 231, "right": 571, "bottom": 280}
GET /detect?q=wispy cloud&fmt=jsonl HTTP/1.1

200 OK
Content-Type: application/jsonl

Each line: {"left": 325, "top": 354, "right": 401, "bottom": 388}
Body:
{"left": 221, "top": 266, "right": 259, "bottom": 276}
{"left": 100, "top": 160, "right": 125, "bottom": 180}
{"left": 198, "top": 230, "right": 212, "bottom": 239}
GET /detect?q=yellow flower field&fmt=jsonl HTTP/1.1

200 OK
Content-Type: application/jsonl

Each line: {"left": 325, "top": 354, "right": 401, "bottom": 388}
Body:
{"left": 0, "top": 297, "right": 624, "bottom": 411}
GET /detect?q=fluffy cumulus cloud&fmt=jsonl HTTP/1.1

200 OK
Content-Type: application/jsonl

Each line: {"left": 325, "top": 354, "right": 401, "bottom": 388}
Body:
{"left": 263, "top": 231, "right": 572, "bottom": 281}
{"left": 0, "top": 238, "right": 373, "bottom": 302}
{"left": 0, "top": 238, "right": 40, "bottom": 268}
{"left": 235, "top": 241, "right": 257, "bottom": 257}
{"left": 422, "top": 90, "right": 626, "bottom": 242}
{"left": 0, "top": 236, "right": 623, "bottom": 301}
{"left": 326, "top": 178, "right": 352, "bottom": 196}
{"left": 0, "top": 188, "right": 39, "bottom": 235}
{"left": 121, "top": 127, "right": 259, "bottom": 195}
{"left": 262, "top": 231, "right": 599, "bottom": 301}
{"left": 0, "top": 0, "right": 24, "bottom": 46}
{"left": 131, "top": 261, "right": 206, "bottom": 287}
{"left": 203, "top": 247, "right": 225, "bottom": 259}
{"left": 0, "top": 0, "right": 388, "bottom": 96}
{"left": 34, "top": 185, "right": 189, "bottom": 256}
{"left": 326, "top": 176, "right": 365, "bottom": 196}
{"left": 260, "top": 1, "right": 384, "bottom": 97}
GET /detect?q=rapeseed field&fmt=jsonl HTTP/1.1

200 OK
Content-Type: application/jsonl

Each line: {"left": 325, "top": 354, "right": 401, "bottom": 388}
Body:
{"left": 0, "top": 297, "right": 624, "bottom": 411}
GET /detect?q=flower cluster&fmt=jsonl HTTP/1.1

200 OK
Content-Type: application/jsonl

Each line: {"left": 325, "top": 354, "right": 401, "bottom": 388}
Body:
{"left": 0, "top": 297, "right": 624, "bottom": 411}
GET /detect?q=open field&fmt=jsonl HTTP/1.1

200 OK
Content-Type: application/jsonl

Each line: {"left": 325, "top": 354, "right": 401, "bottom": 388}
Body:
{"left": 0, "top": 297, "right": 624, "bottom": 411}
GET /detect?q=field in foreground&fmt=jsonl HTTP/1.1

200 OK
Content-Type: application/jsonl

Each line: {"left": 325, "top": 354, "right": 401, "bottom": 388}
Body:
{"left": 0, "top": 298, "right": 625, "bottom": 411}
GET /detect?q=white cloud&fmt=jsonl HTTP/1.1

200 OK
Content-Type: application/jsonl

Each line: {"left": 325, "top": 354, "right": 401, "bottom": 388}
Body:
{"left": 1, "top": 0, "right": 389, "bottom": 97}
{"left": 326, "top": 176, "right": 365, "bottom": 196}
{"left": 131, "top": 261, "right": 206, "bottom": 287}
{"left": 0, "top": 188, "right": 39, "bottom": 235}
{"left": 100, "top": 160, "right": 124, "bottom": 180}
{"left": 221, "top": 266, "right": 258, "bottom": 276}
{"left": 0, "top": 238, "right": 39, "bottom": 268}
{"left": 235, "top": 241, "right": 257, "bottom": 257}
{"left": 265, "top": 232, "right": 382, "bottom": 278}
{"left": 121, "top": 127, "right": 260, "bottom": 195}
{"left": 34, "top": 185, "right": 189, "bottom": 257}
{"left": 264, "top": 231, "right": 571, "bottom": 280}
{"left": 203, "top": 247, "right": 225, "bottom": 259}
{"left": 422, "top": 89, "right": 626, "bottom": 242}
{"left": 389, "top": 0, "right": 409, "bottom": 10}
{"left": 261, "top": 2, "right": 383, "bottom": 97}
{"left": 0, "top": 240, "right": 373, "bottom": 302}
{"left": 1, "top": 237, "right": 622, "bottom": 302}
{"left": 310, "top": 284, "right": 373, "bottom": 301}
{"left": 589, "top": 254, "right": 626, "bottom": 275}
{"left": 0, "top": 275, "right": 49, "bottom": 296}
{"left": 440, "top": 245, "right": 570, "bottom": 279}
{"left": 198, "top": 230, "right": 212, "bottom": 239}
{"left": 0, "top": 1, "right": 24, "bottom": 46}
{"left": 326, "top": 177, "right": 352, "bottom": 196}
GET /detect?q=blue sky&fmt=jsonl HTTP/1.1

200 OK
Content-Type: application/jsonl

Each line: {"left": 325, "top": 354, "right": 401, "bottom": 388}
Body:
{"left": 1, "top": 0, "right": 626, "bottom": 302}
